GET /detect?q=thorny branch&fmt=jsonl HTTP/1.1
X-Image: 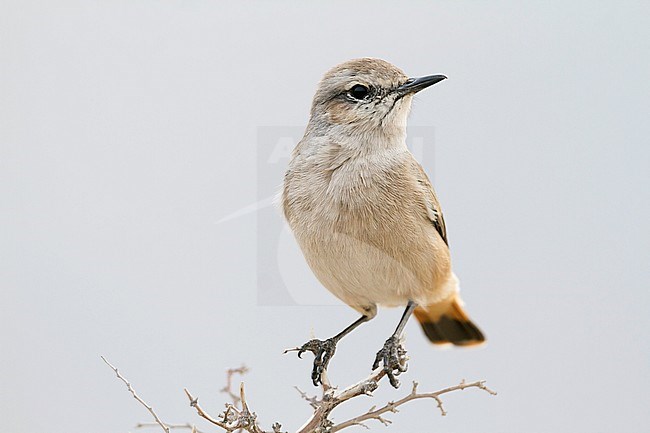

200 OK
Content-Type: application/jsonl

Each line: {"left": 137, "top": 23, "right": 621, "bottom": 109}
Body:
{"left": 184, "top": 383, "right": 282, "bottom": 433}
{"left": 179, "top": 364, "right": 266, "bottom": 433}
{"left": 293, "top": 387, "right": 320, "bottom": 410}
{"left": 106, "top": 355, "right": 496, "bottom": 433}
{"left": 183, "top": 364, "right": 495, "bottom": 433}
{"left": 329, "top": 378, "right": 497, "bottom": 432}
{"left": 101, "top": 356, "right": 171, "bottom": 433}
{"left": 137, "top": 423, "right": 205, "bottom": 433}
{"left": 221, "top": 365, "right": 249, "bottom": 406}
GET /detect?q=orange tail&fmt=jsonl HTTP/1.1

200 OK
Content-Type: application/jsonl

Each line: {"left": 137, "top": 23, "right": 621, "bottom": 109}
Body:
{"left": 414, "top": 298, "right": 485, "bottom": 346}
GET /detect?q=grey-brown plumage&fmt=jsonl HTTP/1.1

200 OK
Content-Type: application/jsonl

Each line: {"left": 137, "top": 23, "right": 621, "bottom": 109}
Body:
{"left": 283, "top": 58, "right": 484, "bottom": 387}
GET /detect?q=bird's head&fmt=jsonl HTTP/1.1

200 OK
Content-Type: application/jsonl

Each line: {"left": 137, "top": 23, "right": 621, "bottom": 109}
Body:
{"left": 307, "top": 58, "right": 446, "bottom": 140}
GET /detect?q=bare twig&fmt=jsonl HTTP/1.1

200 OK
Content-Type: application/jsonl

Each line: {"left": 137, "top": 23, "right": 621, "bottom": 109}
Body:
{"left": 296, "top": 367, "right": 387, "bottom": 433}
{"left": 107, "top": 351, "right": 494, "bottom": 433}
{"left": 184, "top": 387, "right": 230, "bottom": 429}
{"left": 137, "top": 422, "right": 205, "bottom": 433}
{"left": 101, "top": 356, "right": 171, "bottom": 433}
{"left": 221, "top": 365, "right": 249, "bottom": 405}
{"left": 181, "top": 361, "right": 494, "bottom": 433}
{"left": 330, "top": 379, "right": 497, "bottom": 432}
{"left": 293, "top": 387, "right": 320, "bottom": 409}
{"left": 185, "top": 383, "right": 275, "bottom": 433}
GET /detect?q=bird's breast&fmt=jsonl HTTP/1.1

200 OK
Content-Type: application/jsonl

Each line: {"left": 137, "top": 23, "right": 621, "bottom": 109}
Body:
{"left": 283, "top": 152, "right": 452, "bottom": 307}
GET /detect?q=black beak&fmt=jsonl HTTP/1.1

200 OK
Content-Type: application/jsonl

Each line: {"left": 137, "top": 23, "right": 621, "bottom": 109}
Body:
{"left": 395, "top": 74, "right": 447, "bottom": 96}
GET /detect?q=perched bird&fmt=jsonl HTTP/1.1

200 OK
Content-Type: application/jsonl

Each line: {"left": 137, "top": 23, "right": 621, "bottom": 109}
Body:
{"left": 282, "top": 58, "right": 485, "bottom": 388}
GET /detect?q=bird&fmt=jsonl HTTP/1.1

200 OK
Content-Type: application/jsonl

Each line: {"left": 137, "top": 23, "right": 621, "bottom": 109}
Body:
{"left": 282, "top": 58, "right": 485, "bottom": 388}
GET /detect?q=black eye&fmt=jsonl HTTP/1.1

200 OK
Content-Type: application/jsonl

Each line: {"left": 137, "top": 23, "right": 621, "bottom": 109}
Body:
{"left": 348, "top": 84, "right": 369, "bottom": 100}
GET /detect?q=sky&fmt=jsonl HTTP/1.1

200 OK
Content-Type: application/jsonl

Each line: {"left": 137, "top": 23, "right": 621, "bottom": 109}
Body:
{"left": 1, "top": 1, "right": 649, "bottom": 432}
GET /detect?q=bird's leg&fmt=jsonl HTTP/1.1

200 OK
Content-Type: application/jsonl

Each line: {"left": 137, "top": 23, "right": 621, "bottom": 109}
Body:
{"left": 287, "top": 314, "right": 371, "bottom": 386}
{"left": 373, "top": 300, "right": 417, "bottom": 388}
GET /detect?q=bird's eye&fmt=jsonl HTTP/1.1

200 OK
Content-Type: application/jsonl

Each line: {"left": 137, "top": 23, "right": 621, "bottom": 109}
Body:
{"left": 348, "top": 84, "right": 369, "bottom": 100}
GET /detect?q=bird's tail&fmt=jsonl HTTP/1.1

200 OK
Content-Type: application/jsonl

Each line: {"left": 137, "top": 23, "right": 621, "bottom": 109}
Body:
{"left": 414, "top": 297, "right": 485, "bottom": 346}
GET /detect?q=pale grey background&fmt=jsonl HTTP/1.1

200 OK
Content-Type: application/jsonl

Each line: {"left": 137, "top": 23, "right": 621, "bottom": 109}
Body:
{"left": 1, "top": 1, "right": 649, "bottom": 432}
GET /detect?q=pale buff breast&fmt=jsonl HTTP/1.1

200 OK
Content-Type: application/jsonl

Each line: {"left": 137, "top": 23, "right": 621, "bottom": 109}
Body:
{"left": 283, "top": 147, "right": 454, "bottom": 312}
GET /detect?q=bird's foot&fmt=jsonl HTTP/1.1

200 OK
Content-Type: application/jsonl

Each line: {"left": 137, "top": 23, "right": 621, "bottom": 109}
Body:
{"left": 286, "top": 338, "right": 337, "bottom": 386}
{"left": 372, "top": 336, "right": 408, "bottom": 388}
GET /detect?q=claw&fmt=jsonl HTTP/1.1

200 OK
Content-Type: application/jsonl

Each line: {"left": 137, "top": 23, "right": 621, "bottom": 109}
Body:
{"left": 373, "top": 336, "right": 408, "bottom": 388}
{"left": 287, "top": 338, "right": 337, "bottom": 386}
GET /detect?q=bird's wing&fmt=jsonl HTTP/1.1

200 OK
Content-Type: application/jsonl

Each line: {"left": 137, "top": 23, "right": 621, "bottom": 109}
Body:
{"left": 410, "top": 159, "right": 449, "bottom": 246}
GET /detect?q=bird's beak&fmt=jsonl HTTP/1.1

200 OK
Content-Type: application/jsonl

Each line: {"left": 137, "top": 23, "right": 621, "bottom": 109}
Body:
{"left": 395, "top": 74, "right": 447, "bottom": 97}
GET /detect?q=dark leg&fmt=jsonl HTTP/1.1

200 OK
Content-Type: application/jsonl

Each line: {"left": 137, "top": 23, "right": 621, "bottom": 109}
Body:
{"left": 289, "top": 314, "right": 371, "bottom": 386}
{"left": 373, "top": 300, "right": 417, "bottom": 388}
